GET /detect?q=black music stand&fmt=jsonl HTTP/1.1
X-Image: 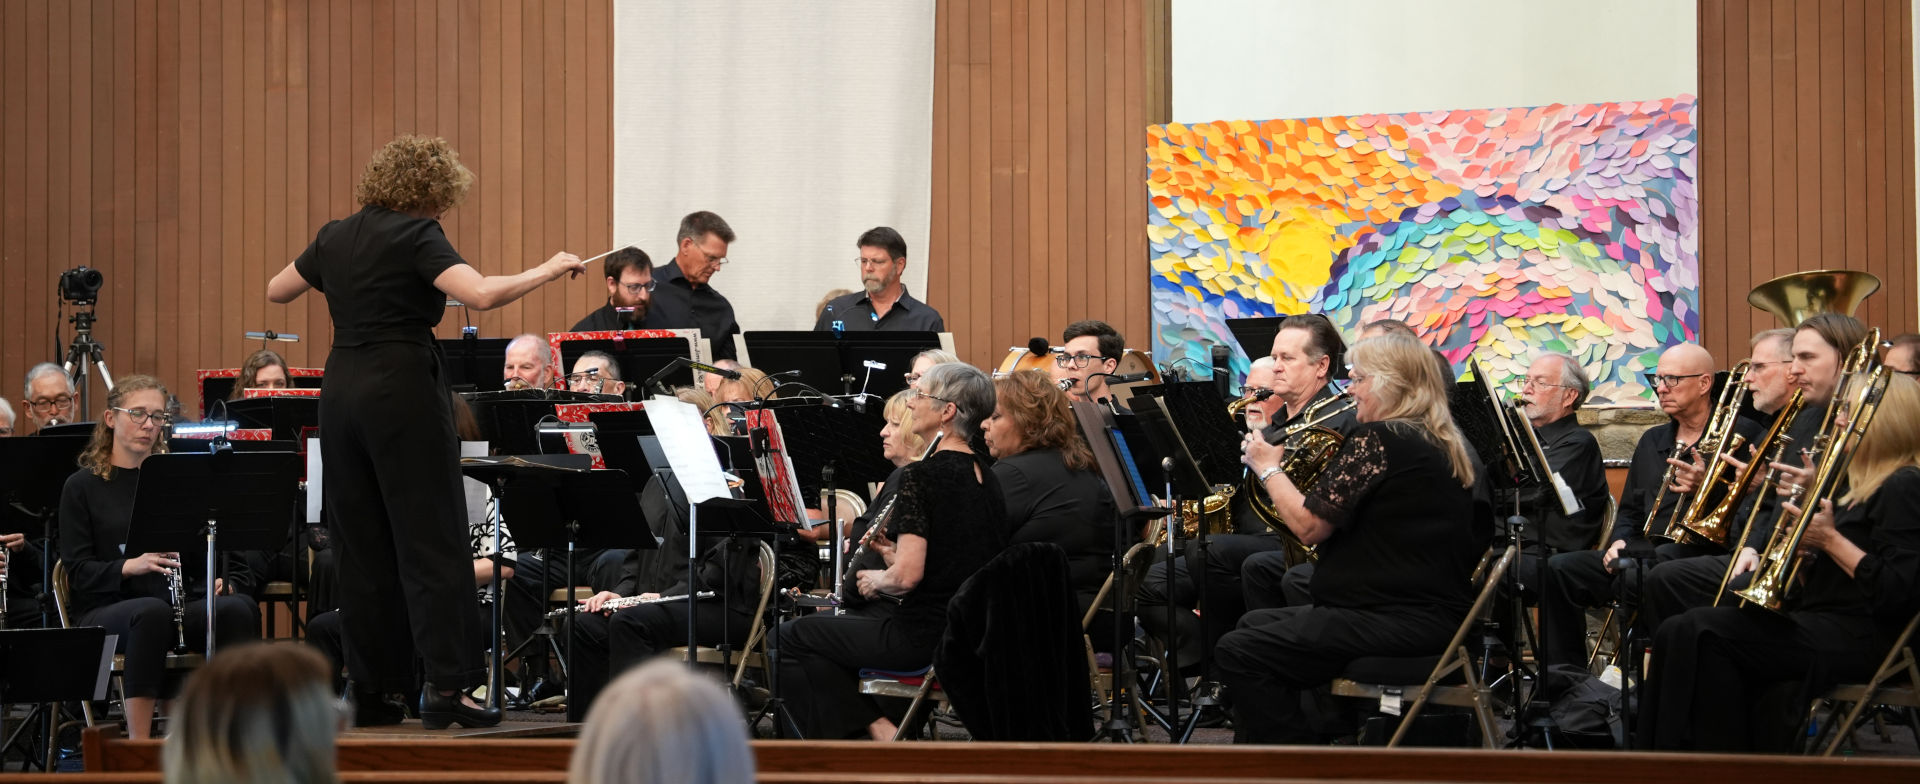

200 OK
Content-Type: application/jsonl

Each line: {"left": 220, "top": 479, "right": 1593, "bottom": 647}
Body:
{"left": 223, "top": 396, "right": 320, "bottom": 442}
{"left": 440, "top": 336, "right": 514, "bottom": 393}
{"left": 199, "top": 377, "right": 324, "bottom": 417}
{"left": 554, "top": 335, "right": 695, "bottom": 395}
{"left": 1072, "top": 401, "right": 1173, "bottom": 743}
{"left": 31, "top": 423, "right": 94, "bottom": 438}
{"left": 0, "top": 627, "right": 113, "bottom": 771}
{"left": 480, "top": 463, "right": 655, "bottom": 709}
{"left": 585, "top": 410, "right": 659, "bottom": 494}
{"left": 685, "top": 495, "right": 793, "bottom": 733}
{"left": 1224, "top": 316, "right": 1287, "bottom": 364}
{"left": 743, "top": 331, "right": 941, "bottom": 399}
{"left": 463, "top": 393, "right": 563, "bottom": 455}
{"left": 126, "top": 451, "right": 299, "bottom": 658}
{"left": 1126, "top": 393, "right": 1214, "bottom": 735}
{"left": 0, "top": 436, "right": 89, "bottom": 630}
{"left": 769, "top": 403, "right": 893, "bottom": 594}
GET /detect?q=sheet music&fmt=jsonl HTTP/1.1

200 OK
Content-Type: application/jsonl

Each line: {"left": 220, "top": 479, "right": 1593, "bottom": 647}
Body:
{"left": 645, "top": 394, "right": 732, "bottom": 503}
{"left": 305, "top": 438, "right": 322, "bottom": 523}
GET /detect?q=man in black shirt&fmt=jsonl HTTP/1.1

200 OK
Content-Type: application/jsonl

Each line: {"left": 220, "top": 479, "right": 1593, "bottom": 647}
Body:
{"left": 648, "top": 211, "right": 741, "bottom": 361}
{"left": 569, "top": 246, "right": 654, "bottom": 332}
{"left": 1512, "top": 352, "right": 1609, "bottom": 571}
{"left": 1537, "top": 342, "right": 1715, "bottom": 673}
{"left": 1049, "top": 320, "right": 1127, "bottom": 405}
{"left": 814, "top": 227, "right": 945, "bottom": 333}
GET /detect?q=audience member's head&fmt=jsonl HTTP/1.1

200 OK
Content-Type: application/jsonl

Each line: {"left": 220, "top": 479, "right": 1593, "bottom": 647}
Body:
{"left": 162, "top": 643, "right": 340, "bottom": 784}
{"left": 568, "top": 659, "right": 755, "bottom": 784}
{"left": 231, "top": 349, "right": 291, "bottom": 400}
{"left": 23, "top": 362, "right": 77, "bottom": 429}
{"left": 569, "top": 351, "right": 627, "bottom": 396}
{"left": 503, "top": 334, "right": 551, "bottom": 390}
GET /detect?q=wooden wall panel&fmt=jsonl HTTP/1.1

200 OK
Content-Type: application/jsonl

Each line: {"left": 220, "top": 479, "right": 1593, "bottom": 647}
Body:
{"left": 1698, "top": 0, "right": 1916, "bottom": 365}
{"left": 0, "top": 0, "right": 612, "bottom": 421}
{"left": 928, "top": 0, "right": 1170, "bottom": 370}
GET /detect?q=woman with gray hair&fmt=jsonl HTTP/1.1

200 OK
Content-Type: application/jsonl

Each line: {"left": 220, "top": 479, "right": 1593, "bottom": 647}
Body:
{"left": 163, "top": 643, "right": 340, "bottom": 784}
{"left": 567, "top": 659, "right": 754, "bottom": 784}
{"left": 777, "top": 361, "right": 1009, "bottom": 739}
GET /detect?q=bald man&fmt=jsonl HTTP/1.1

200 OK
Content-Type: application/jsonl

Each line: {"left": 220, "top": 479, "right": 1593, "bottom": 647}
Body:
{"left": 502, "top": 334, "right": 551, "bottom": 390}
{"left": 1537, "top": 342, "right": 1717, "bottom": 676}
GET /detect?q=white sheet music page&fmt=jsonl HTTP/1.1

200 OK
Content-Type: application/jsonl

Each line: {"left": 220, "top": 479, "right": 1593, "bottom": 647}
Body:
{"left": 645, "top": 394, "right": 732, "bottom": 503}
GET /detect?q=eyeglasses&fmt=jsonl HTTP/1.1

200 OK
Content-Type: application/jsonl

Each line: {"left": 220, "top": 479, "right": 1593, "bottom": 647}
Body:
{"left": 565, "top": 372, "right": 607, "bottom": 393}
{"left": 1054, "top": 353, "right": 1104, "bottom": 370}
{"left": 620, "top": 280, "right": 657, "bottom": 295}
{"left": 1651, "top": 373, "right": 1707, "bottom": 389}
{"left": 903, "top": 372, "right": 922, "bottom": 385}
{"left": 27, "top": 395, "right": 74, "bottom": 413}
{"left": 856, "top": 256, "right": 897, "bottom": 267}
{"left": 1747, "top": 360, "right": 1789, "bottom": 371}
{"left": 914, "top": 391, "right": 953, "bottom": 406}
{"left": 111, "top": 407, "right": 174, "bottom": 427}
{"left": 1520, "top": 377, "right": 1573, "bottom": 391}
{"left": 689, "top": 245, "right": 728, "bottom": 266}
{"left": 1895, "top": 368, "right": 1920, "bottom": 378}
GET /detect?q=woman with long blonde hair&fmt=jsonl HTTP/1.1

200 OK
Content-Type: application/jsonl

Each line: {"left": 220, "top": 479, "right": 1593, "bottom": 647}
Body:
{"left": 266, "top": 135, "right": 586, "bottom": 729}
{"left": 1641, "top": 372, "right": 1920, "bottom": 751}
{"left": 1219, "top": 334, "right": 1480, "bottom": 743}
{"left": 59, "top": 375, "right": 260, "bottom": 739}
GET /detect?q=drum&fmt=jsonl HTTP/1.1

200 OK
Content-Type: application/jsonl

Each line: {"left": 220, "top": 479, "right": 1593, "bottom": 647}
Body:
{"left": 1109, "top": 348, "right": 1164, "bottom": 400}
{"left": 995, "top": 346, "right": 1054, "bottom": 377}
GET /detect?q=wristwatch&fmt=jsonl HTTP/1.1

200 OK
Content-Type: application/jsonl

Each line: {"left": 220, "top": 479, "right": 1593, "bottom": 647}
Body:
{"left": 1257, "top": 466, "right": 1283, "bottom": 484}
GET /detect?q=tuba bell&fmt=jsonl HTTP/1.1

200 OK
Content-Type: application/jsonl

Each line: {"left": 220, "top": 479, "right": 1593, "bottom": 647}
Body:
{"left": 1748, "top": 270, "right": 1882, "bottom": 327}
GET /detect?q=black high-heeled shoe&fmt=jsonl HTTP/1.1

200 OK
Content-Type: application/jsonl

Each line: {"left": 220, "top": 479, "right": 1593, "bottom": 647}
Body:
{"left": 419, "top": 684, "right": 503, "bottom": 730}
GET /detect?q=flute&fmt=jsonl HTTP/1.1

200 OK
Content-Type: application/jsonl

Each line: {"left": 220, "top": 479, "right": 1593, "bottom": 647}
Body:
{"left": 545, "top": 591, "right": 714, "bottom": 620}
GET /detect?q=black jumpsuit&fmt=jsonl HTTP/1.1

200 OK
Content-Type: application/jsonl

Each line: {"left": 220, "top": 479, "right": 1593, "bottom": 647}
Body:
{"left": 294, "top": 205, "right": 484, "bottom": 693}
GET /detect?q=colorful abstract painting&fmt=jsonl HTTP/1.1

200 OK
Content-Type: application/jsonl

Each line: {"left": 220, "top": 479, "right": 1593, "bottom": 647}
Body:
{"left": 1148, "top": 96, "right": 1698, "bottom": 404}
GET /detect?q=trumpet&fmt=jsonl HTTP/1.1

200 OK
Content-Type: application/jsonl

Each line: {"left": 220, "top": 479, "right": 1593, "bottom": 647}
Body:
{"left": 1733, "top": 329, "right": 1889, "bottom": 612}
{"left": 1655, "top": 360, "right": 1753, "bottom": 544}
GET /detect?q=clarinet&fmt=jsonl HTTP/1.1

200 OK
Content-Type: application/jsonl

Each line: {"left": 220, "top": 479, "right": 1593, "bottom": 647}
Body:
{"left": 166, "top": 564, "right": 188, "bottom": 654}
{"left": 545, "top": 591, "right": 715, "bottom": 620}
{"left": 1, "top": 547, "right": 10, "bottom": 630}
{"left": 836, "top": 431, "right": 945, "bottom": 609}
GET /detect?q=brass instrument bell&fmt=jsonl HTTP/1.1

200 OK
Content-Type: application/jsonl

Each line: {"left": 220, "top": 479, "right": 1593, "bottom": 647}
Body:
{"left": 1747, "top": 270, "right": 1882, "bottom": 327}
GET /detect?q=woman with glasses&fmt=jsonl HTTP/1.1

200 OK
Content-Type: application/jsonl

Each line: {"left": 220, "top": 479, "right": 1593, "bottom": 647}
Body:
{"left": 1219, "top": 335, "right": 1480, "bottom": 743}
{"left": 266, "top": 135, "right": 585, "bottom": 729}
{"left": 777, "top": 362, "right": 1009, "bottom": 739}
{"left": 58, "top": 375, "right": 260, "bottom": 739}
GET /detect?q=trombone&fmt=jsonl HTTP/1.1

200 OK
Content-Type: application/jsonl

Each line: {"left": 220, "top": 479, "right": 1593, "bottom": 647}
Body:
{"left": 1653, "top": 360, "right": 1752, "bottom": 545}
{"left": 1728, "top": 330, "right": 1889, "bottom": 612}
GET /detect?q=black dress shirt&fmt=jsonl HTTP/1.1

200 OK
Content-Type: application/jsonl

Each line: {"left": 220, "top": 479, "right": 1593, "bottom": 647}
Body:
{"left": 813, "top": 287, "right": 945, "bottom": 333}
{"left": 1520, "top": 414, "right": 1610, "bottom": 552}
{"left": 1306, "top": 420, "right": 1479, "bottom": 615}
{"left": 647, "top": 261, "right": 740, "bottom": 361}
{"left": 570, "top": 301, "right": 650, "bottom": 333}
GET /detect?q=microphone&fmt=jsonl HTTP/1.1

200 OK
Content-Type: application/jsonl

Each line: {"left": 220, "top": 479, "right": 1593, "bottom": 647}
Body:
{"left": 1092, "top": 371, "right": 1155, "bottom": 384}
{"left": 646, "top": 357, "right": 740, "bottom": 395}
{"left": 1056, "top": 378, "right": 1077, "bottom": 391}
{"left": 1027, "top": 337, "right": 1052, "bottom": 357}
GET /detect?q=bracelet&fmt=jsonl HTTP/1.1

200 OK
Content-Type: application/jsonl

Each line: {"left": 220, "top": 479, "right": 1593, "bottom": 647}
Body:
{"left": 1257, "top": 466, "right": 1283, "bottom": 484}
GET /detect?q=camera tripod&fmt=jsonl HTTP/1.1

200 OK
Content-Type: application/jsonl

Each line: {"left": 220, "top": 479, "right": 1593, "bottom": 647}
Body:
{"left": 60, "top": 310, "right": 114, "bottom": 415}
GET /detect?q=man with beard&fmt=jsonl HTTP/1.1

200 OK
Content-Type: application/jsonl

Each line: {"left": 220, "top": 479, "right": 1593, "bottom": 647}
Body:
{"left": 571, "top": 246, "right": 655, "bottom": 331}
{"left": 813, "top": 226, "right": 945, "bottom": 333}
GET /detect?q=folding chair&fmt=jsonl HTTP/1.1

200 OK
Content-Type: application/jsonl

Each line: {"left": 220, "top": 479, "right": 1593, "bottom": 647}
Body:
{"left": 1330, "top": 545, "right": 1515, "bottom": 747}
{"left": 669, "top": 541, "right": 778, "bottom": 687}
{"left": 857, "top": 665, "right": 950, "bottom": 740}
{"left": 49, "top": 561, "right": 202, "bottom": 729}
{"left": 1082, "top": 541, "right": 1156, "bottom": 715}
{"left": 1808, "top": 609, "right": 1920, "bottom": 756}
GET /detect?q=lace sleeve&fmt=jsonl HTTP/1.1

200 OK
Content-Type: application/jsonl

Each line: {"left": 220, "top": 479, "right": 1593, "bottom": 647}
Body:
{"left": 1302, "top": 426, "right": 1390, "bottom": 530}
{"left": 890, "top": 461, "right": 934, "bottom": 539}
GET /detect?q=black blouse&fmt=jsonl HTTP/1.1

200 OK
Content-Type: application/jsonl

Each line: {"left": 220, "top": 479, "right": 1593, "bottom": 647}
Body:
{"left": 293, "top": 205, "right": 468, "bottom": 347}
{"left": 1303, "top": 420, "right": 1478, "bottom": 615}
{"left": 995, "top": 449, "right": 1117, "bottom": 605}
{"left": 57, "top": 467, "right": 237, "bottom": 618}
{"left": 1790, "top": 466, "right": 1920, "bottom": 632}
{"left": 888, "top": 450, "right": 1010, "bottom": 643}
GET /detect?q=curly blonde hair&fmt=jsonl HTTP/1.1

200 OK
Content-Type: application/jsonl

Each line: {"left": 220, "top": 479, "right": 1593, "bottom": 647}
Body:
{"left": 353, "top": 135, "right": 475, "bottom": 215}
{"left": 80, "top": 375, "right": 171, "bottom": 479}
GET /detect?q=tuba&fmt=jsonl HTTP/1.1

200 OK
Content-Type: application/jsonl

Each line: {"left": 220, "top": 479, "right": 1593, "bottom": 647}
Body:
{"left": 1654, "top": 360, "right": 1753, "bottom": 544}
{"left": 1732, "top": 330, "right": 1888, "bottom": 612}
{"left": 1747, "top": 270, "right": 1882, "bottom": 327}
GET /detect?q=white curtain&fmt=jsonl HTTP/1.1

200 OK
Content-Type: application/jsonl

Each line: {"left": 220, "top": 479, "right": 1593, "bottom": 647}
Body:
{"left": 614, "top": 0, "right": 936, "bottom": 341}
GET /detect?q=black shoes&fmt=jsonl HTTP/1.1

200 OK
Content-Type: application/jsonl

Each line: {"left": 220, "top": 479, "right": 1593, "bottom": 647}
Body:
{"left": 350, "top": 691, "right": 409, "bottom": 728}
{"left": 420, "top": 684, "right": 504, "bottom": 730}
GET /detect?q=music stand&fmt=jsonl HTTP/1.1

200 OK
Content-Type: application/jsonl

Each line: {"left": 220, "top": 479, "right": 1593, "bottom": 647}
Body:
{"left": 32, "top": 423, "right": 95, "bottom": 438}
{"left": 1224, "top": 316, "right": 1287, "bottom": 364}
{"left": 126, "top": 451, "right": 299, "bottom": 657}
{"left": 743, "top": 331, "right": 941, "bottom": 399}
{"left": 223, "top": 396, "right": 320, "bottom": 442}
{"left": 478, "top": 463, "right": 656, "bottom": 711}
{"left": 1136, "top": 381, "right": 1244, "bottom": 486}
{"left": 0, "top": 436, "right": 89, "bottom": 624}
{"left": 463, "top": 393, "right": 561, "bottom": 456}
{"left": 440, "top": 336, "right": 514, "bottom": 393}
{"left": 1124, "top": 393, "right": 1215, "bottom": 733}
{"left": 555, "top": 336, "right": 694, "bottom": 394}
{"left": 199, "top": 375, "right": 324, "bottom": 416}
{"left": 585, "top": 410, "right": 658, "bottom": 494}
{"left": 767, "top": 403, "right": 893, "bottom": 601}
{"left": 0, "top": 626, "right": 113, "bottom": 770}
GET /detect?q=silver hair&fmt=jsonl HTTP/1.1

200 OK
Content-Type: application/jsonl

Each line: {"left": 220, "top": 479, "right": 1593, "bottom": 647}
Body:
{"left": 576, "top": 350, "right": 622, "bottom": 381}
{"left": 1248, "top": 355, "right": 1277, "bottom": 372}
{"left": 1749, "top": 328, "right": 1795, "bottom": 357}
{"left": 1535, "top": 351, "right": 1591, "bottom": 409}
{"left": 567, "top": 660, "right": 754, "bottom": 784}
{"left": 23, "top": 362, "right": 73, "bottom": 400}
{"left": 505, "top": 334, "right": 550, "bottom": 367}
{"left": 911, "top": 348, "right": 960, "bottom": 367}
{"left": 917, "top": 361, "right": 995, "bottom": 440}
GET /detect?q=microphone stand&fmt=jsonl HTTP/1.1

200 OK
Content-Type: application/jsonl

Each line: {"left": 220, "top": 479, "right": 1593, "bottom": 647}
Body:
{"left": 1158, "top": 458, "right": 1184, "bottom": 733}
